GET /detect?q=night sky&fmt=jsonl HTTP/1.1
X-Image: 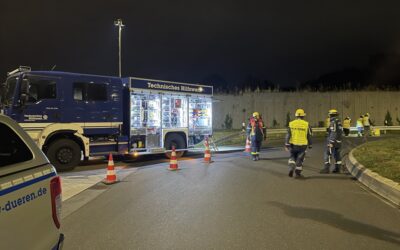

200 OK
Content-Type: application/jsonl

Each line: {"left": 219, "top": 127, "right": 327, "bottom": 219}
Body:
{"left": 1, "top": 0, "right": 400, "bottom": 87}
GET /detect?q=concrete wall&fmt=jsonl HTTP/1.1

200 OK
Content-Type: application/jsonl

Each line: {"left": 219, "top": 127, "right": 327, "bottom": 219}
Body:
{"left": 213, "top": 91, "right": 400, "bottom": 129}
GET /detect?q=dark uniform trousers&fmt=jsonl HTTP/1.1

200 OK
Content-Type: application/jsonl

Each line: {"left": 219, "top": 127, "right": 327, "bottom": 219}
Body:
{"left": 288, "top": 145, "right": 307, "bottom": 171}
{"left": 251, "top": 137, "right": 262, "bottom": 156}
{"left": 324, "top": 144, "right": 342, "bottom": 170}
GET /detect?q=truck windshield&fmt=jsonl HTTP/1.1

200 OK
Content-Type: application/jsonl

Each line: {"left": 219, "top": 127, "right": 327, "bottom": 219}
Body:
{"left": 0, "top": 77, "right": 17, "bottom": 107}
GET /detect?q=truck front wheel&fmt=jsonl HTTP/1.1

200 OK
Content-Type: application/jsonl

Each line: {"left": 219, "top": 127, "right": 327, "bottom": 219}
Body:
{"left": 46, "top": 139, "right": 81, "bottom": 171}
{"left": 164, "top": 133, "right": 186, "bottom": 158}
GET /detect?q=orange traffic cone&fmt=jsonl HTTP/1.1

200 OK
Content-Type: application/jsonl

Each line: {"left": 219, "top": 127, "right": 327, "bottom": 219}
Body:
{"left": 244, "top": 138, "right": 251, "bottom": 153}
{"left": 102, "top": 153, "right": 119, "bottom": 184}
{"left": 204, "top": 138, "right": 213, "bottom": 163}
{"left": 168, "top": 146, "right": 179, "bottom": 171}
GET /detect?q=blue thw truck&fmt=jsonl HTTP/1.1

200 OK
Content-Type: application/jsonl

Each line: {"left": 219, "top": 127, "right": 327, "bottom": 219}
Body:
{"left": 0, "top": 67, "right": 213, "bottom": 171}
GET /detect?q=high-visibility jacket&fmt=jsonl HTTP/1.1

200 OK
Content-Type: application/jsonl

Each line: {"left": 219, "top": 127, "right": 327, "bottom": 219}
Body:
{"left": 343, "top": 119, "right": 351, "bottom": 129}
{"left": 362, "top": 116, "right": 370, "bottom": 126}
{"left": 246, "top": 117, "right": 266, "bottom": 141}
{"left": 287, "top": 119, "right": 312, "bottom": 146}
{"left": 356, "top": 118, "right": 363, "bottom": 128}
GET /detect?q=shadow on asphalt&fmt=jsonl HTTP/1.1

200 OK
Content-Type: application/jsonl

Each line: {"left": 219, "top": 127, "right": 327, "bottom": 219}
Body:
{"left": 232, "top": 157, "right": 356, "bottom": 180}
{"left": 302, "top": 174, "right": 353, "bottom": 180}
{"left": 230, "top": 162, "right": 288, "bottom": 178}
{"left": 268, "top": 201, "right": 400, "bottom": 246}
{"left": 259, "top": 157, "right": 288, "bottom": 161}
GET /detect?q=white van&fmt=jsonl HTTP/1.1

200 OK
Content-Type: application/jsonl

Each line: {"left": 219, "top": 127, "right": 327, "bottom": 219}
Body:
{"left": 0, "top": 114, "right": 63, "bottom": 249}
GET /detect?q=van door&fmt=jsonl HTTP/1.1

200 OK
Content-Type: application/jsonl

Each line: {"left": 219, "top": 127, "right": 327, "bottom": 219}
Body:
{"left": 0, "top": 115, "right": 62, "bottom": 250}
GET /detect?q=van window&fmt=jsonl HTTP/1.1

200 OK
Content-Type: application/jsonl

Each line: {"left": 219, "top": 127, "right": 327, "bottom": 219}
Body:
{"left": 0, "top": 123, "right": 33, "bottom": 167}
{"left": 73, "top": 82, "right": 108, "bottom": 101}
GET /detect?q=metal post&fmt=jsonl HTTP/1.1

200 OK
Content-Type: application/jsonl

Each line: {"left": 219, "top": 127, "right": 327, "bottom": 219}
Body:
{"left": 114, "top": 19, "right": 124, "bottom": 77}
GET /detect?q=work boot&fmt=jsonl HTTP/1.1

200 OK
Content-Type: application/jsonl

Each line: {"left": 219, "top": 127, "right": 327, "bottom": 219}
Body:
{"left": 295, "top": 169, "right": 303, "bottom": 178}
{"left": 332, "top": 165, "right": 340, "bottom": 173}
{"left": 288, "top": 170, "right": 294, "bottom": 177}
{"left": 252, "top": 155, "right": 256, "bottom": 161}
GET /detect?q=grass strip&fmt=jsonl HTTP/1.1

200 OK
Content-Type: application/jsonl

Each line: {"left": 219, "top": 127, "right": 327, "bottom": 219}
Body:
{"left": 353, "top": 138, "right": 400, "bottom": 183}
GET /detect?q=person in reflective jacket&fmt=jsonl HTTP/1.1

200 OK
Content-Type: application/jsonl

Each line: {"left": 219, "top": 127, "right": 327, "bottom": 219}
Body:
{"left": 285, "top": 109, "right": 312, "bottom": 178}
{"left": 356, "top": 116, "right": 364, "bottom": 137}
{"left": 362, "top": 113, "right": 372, "bottom": 136}
{"left": 246, "top": 112, "right": 266, "bottom": 161}
{"left": 320, "top": 109, "right": 343, "bottom": 174}
{"left": 343, "top": 116, "right": 351, "bottom": 136}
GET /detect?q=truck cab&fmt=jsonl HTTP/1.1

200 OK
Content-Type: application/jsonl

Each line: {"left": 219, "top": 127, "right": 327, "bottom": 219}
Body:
{"left": 1, "top": 67, "right": 126, "bottom": 171}
{"left": 0, "top": 114, "right": 63, "bottom": 249}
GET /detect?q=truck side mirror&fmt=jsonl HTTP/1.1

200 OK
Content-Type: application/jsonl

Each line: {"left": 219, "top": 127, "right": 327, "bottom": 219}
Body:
{"left": 21, "top": 79, "right": 29, "bottom": 94}
{"left": 0, "top": 82, "right": 5, "bottom": 92}
{"left": 19, "top": 79, "right": 30, "bottom": 106}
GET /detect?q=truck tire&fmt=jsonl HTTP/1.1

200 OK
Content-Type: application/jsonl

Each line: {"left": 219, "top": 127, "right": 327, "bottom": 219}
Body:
{"left": 165, "top": 133, "right": 186, "bottom": 158}
{"left": 122, "top": 154, "right": 140, "bottom": 163}
{"left": 46, "top": 139, "right": 81, "bottom": 171}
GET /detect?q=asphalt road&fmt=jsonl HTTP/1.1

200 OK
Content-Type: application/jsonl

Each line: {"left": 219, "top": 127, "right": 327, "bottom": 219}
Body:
{"left": 62, "top": 137, "right": 400, "bottom": 250}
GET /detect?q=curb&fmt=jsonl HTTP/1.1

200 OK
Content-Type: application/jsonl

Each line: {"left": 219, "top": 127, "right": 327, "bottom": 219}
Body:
{"left": 345, "top": 148, "right": 400, "bottom": 206}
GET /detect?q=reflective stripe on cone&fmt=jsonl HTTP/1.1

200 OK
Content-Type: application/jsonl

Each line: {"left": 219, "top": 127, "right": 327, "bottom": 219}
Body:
{"left": 204, "top": 138, "right": 213, "bottom": 163}
{"left": 244, "top": 139, "right": 251, "bottom": 153}
{"left": 168, "top": 146, "right": 179, "bottom": 171}
{"left": 102, "top": 153, "right": 119, "bottom": 185}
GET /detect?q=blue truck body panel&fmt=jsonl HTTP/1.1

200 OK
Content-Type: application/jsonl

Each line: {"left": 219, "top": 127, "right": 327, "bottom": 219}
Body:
{"left": 1, "top": 68, "right": 213, "bottom": 170}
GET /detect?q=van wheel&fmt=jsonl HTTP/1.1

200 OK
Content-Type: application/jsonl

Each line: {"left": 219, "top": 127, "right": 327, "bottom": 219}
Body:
{"left": 165, "top": 134, "right": 186, "bottom": 158}
{"left": 47, "top": 139, "right": 81, "bottom": 171}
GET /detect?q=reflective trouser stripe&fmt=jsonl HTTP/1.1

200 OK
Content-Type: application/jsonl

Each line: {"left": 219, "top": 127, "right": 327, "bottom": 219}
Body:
{"left": 288, "top": 160, "right": 296, "bottom": 164}
{"left": 295, "top": 166, "right": 303, "bottom": 170}
{"left": 251, "top": 152, "right": 259, "bottom": 155}
{"left": 336, "top": 161, "right": 342, "bottom": 164}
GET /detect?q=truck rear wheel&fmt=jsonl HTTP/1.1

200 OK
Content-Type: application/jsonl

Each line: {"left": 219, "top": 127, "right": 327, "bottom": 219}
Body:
{"left": 46, "top": 139, "right": 81, "bottom": 171}
{"left": 165, "top": 133, "right": 186, "bottom": 158}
